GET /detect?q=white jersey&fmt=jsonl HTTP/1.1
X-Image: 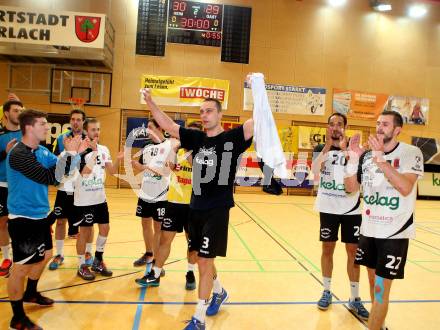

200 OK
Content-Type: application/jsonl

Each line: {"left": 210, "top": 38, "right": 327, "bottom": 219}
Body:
{"left": 358, "top": 142, "right": 423, "bottom": 239}
{"left": 314, "top": 146, "right": 361, "bottom": 215}
{"left": 139, "top": 139, "right": 172, "bottom": 202}
{"left": 74, "top": 144, "right": 112, "bottom": 206}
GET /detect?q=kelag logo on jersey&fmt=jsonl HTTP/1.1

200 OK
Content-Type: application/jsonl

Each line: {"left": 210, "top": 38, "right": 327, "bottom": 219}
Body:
{"left": 320, "top": 177, "right": 345, "bottom": 191}
{"left": 81, "top": 177, "right": 103, "bottom": 187}
{"left": 363, "top": 193, "right": 399, "bottom": 210}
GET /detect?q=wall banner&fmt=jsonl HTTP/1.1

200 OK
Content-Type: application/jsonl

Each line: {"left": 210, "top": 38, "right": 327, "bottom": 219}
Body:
{"left": 244, "top": 82, "right": 326, "bottom": 115}
{"left": 333, "top": 88, "right": 429, "bottom": 125}
{"left": 141, "top": 75, "right": 230, "bottom": 109}
{"left": 0, "top": 6, "right": 106, "bottom": 48}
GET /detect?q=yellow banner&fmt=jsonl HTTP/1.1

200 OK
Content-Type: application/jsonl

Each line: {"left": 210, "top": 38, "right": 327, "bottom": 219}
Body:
{"left": 298, "top": 126, "right": 362, "bottom": 150}
{"left": 278, "top": 126, "right": 298, "bottom": 154}
{"left": 141, "top": 75, "right": 230, "bottom": 109}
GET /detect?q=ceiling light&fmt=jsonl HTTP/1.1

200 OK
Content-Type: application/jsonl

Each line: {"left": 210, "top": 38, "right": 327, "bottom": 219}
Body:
{"left": 328, "top": 0, "right": 347, "bottom": 7}
{"left": 408, "top": 4, "right": 428, "bottom": 18}
{"left": 375, "top": 4, "right": 392, "bottom": 11}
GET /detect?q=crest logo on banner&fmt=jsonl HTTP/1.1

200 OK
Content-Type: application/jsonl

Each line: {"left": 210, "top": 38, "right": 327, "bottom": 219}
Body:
{"left": 75, "top": 16, "right": 101, "bottom": 42}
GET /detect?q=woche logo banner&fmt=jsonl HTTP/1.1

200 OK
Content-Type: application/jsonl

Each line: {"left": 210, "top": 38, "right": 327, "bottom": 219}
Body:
{"left": 140, "top": 75, "right": 230, "bottom": 109}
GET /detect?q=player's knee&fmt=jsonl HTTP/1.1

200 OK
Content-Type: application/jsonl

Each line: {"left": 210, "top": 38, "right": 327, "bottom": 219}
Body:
{"left": 56, "top": 219, "right": 65, "bottom": 226}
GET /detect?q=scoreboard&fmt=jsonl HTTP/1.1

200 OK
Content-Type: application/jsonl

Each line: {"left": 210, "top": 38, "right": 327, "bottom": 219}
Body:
{"left": 167, "top": 1, "right": 223, "bottom": 47}
{"left": 136, "top": 0, "right": 251, "bottom": 63}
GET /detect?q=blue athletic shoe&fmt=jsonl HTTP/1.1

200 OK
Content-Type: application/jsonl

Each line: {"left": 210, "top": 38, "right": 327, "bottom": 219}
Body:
{"left": 48, "top": 255, "right": 64, "bottom": 270}
{"left": 183, "top": 317, "right": 205, "bottom": 330}
{"left": 206, "top": 289, "right": 228, "bottom": 316}
{"left": 348, "top": 297, "right": 369, "bottom": 321}
{"left": 317, "top": 290, "right": 332, "bottom": 310}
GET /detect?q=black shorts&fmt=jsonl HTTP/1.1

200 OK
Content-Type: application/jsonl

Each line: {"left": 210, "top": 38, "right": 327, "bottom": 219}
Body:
{"left": 188, "top": 207, "right": 230, "bottom": 258}
{"left": 319, "top": 212, "right": 361, "bottom": 243}
{"left": 355, "top": 235, "right": 409, "bottom": 280}
{"left": 136, "top": 199, "right": 167, "bottom": 222}
{"left": 8, "top": 217, "right": 53, "bottom": 265}
{"left": 162, "top": 202, "right": 190, "bottom": 233}
{"left": 0, "top": 186, "right": 8, "bottom": 216}
{"left": 73, "top": 202, "right": 110, "bottom": 227}
{"left": 53, "top": 190, "right": 74, "bottom": 220}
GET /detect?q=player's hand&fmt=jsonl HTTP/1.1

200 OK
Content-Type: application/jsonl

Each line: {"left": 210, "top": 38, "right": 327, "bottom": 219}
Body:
{"left": 64, "top": 136, "right": 81, "bottom": 153}
{"left": 131, "top": 160, "right": 145, "bottom": 171}
{"left": 348, "top": 133, "right": 364, "bottom": 158}
{"left": 7, "top": 93, "right": 20, "bottom": 101}
{"left": 78, "top": 137, "right": 92, "bottom": 153}
{"left": 339, "top": 132, "right": 348, "bottom": 151}
{"left": 116, "top": 151, "right": 125, "bottom": 161}
{"left": 140, "top": 88, "right": 152, "bottom": 103}
{"left": 6, "top": 138, "right": 17, "bottom": 153}
{"left": 324, "top": 127, "right": 334, "bottom": 149}
{"left": 368, "top": 135, "right": 385, "bottom": 163}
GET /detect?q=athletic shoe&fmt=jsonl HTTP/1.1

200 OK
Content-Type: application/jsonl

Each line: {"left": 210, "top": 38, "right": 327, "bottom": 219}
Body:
{"left": 206, "top": 288, "right": 228, "bottom": 316}
{"left": 85, "top": 252, "right": 94, "bottom": 266}
{"left": 0, "top": 258, "right": 12, "bottom": 276}
{"left": 91, "top": 259, "right": 113, "bottom": 277}
{"left": 185, "top": 271, "right": 196, "bottom": 290}
{"left": 23, "top": 292, "right": 54, "bottom": 306}
{"left": 348, "top": 297, "right": 370, "bottom": 321}
{"left": 317, "top": 290, "right": 332, "bottom": 310}
{"left": 133, "top": 252, "right": 153, "bottom": 267}
{"left": 48, "top": 255, "right": 64, "bottom": 270}
{"left": 9, "top": 316, "right": 42, "bottom": 330}
{"left": 135, "top": 270, "right": 160, "bottom": 287}
{"left": 77, "top": 264, "right": 95, "bottom": 281}
{"left": 183, "top": 317, "right": 205, "bottom": 330}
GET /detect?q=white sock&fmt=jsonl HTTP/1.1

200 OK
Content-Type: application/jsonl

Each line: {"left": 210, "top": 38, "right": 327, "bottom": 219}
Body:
{"left": 323, "top": 277, "right": 331, "bottom": 291}
{"left": 194, "top": 299, "right": 208, "bottom": 323}
{"left": 213, "top": 276, "right": 222, "bottom": 294}
{"left": 85, "top": 243, "right": 93, "bottom": 254}
{"left": 350, "top": 281, "right": 359, "bottom": 300}
{"left": 78, "top": 255, "right": 85, "bottom": 267}
{"left": 187, "top": 263, "right": 196, "bottom": 272}
{"left": 56, "top": 240, "right": 64, "bottom": 256}
{"left": 96, "top": 235, "right": 107, "bottom": 253}
{"left": 1, "top": 245, "right": 10, "bottom": 260}
{"left": 153, "top": 266, "right": 162, "bottom": 279}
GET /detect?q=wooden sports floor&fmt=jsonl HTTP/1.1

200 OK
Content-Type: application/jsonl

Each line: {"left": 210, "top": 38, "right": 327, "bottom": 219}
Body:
{"left": 1, "top": 188, "right": 439, "bottom": 329}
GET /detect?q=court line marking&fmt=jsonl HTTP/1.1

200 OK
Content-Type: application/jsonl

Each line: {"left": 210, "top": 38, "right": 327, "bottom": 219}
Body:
{"left": 1, "top": 299, "right": 438, "bottom": 305}
{"left": 0, "top": 260, "right": 184, "bottom": 300}
{"left": 236, "top": 202, "right": 367, "bottom": 327}
{"left": 132, "top": 263, "right": 151, "bottom": 330}
{"left": 229, "top": 223, "right": 265, "bottom": 271}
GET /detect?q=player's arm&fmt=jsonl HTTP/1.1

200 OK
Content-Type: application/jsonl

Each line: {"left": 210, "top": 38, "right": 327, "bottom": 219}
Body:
{"left": 141, "top": 89, "right": 180, "bottom": 138}
{"left": 369, "top": 135, "right": 420, "bottom": 196}
{"left": 344, "top": 134, "right": 364, "bottom": 193}
{"left": 374, "top": 161, "right": 418, "bottom": 197}
{"left": 9, "top": 142, "right": 85, "bottom": 185}
{"left": 105, "top": 150, "right": 123, "bottom": 175}
{"left": 243, "top": 118, "right": 254, "bottom": 141}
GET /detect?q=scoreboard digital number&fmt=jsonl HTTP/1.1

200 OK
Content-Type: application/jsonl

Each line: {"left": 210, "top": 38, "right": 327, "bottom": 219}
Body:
{"left": 167, "top": 1, "right": 223, "bottom": 47}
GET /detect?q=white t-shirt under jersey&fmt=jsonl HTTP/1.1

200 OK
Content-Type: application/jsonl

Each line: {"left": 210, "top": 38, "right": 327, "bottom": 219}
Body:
{"left": 139, "top": 139, "right": 172, "bottom": 202}
{"left": 357, "top": 142, "right": 423, "bottom": 239}
{"left": 57, "top": 151, "right": 77, "bottom": 192}
{"left": 314, "top": 145, "right": 361, "bottom": 215}
{"left": 74, "top": 144, "right": 112, "bottom": 206}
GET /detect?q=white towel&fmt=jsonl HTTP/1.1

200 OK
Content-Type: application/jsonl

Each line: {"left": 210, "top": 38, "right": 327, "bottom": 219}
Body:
{"left": 250, "top": 73, "right": 288, "bottom": 179}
